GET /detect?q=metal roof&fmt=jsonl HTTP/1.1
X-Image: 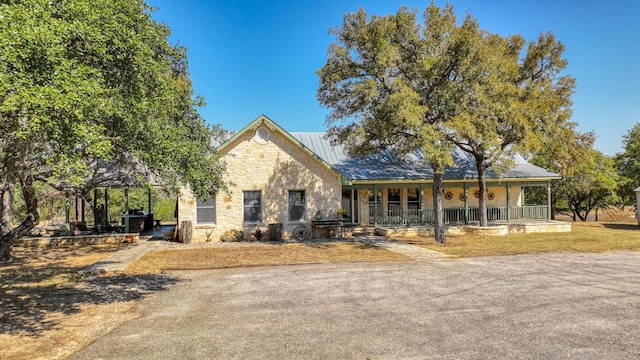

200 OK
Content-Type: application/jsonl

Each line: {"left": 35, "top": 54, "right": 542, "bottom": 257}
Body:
{"left": 290, "top": 132, "right": 559, "bottom": 182}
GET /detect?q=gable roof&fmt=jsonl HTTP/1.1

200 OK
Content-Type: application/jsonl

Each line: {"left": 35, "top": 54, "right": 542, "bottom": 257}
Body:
{"left": 290, "top": 132, "right": 559, "bottom": 182}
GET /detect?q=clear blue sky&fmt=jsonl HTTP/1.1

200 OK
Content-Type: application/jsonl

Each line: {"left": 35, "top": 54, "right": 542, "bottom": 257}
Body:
{"left": 148, "top": 0, "right": 639, "bottom": 156}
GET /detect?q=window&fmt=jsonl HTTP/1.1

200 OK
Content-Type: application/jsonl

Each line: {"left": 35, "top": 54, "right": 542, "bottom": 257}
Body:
{"left": 407, "top": 188, "right": 421, "bottom": 211}
{"left": 243, "top": 191, "right": 262, "bottom": 223}
{"left": 196, "top": 197, "right": 216, "bottom": 224}
{"left": 388, "top": 188, "right": 401, "bottom": 212}
{"left": 288, "top": 190, "right": 306, "bottom": 221}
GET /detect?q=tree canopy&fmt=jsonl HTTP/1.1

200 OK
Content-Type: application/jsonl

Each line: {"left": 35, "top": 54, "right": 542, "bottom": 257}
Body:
{"left": 317, "top": 2, "right": 575, "bottom": 231}
{"left": 615, "top": 123, "right": 640, "bottom": 206}
{"left": 0, "top": 0, "right": 225, "bottom": 260}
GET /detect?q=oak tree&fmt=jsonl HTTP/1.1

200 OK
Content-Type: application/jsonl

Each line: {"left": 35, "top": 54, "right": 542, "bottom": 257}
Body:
{"left": 0, "top": 0, "right": 225, "bottom": 260}
{"left": 317, "top": 2, "right": 575, "bottom": 233}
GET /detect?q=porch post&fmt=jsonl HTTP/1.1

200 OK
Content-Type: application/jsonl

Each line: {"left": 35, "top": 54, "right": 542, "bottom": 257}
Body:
{"left": 506, "top": 183, "right": 511, "bottom": 222}
{"left": 373, "top": 184, "right": 378, "bottom": 227}
{"left": 147, "top": 187, "right": 152, "bottom": 213}
{"left": 81, "top": 189, "right": 86, "bottom": 225}
{"left": 65, "top": 191, "right": 71, "bottom": 235}
{"left": 463, "top": 183, "right": 469, "bottom": 224}
{"left": 124, "top": 187, "right": 130, "bottom": 233}
{"left": 104, "top": 188, "right": 109, "bottom": 226}
{"left": 420, "top": 183, "right": 425, "bottom": 225}
{"left": 547, "top": 181, "right": 552, "bottom": 220}
{"left": 74, "top": 189, "right": 79, "bottom": 223}
{"left": 93, "top": 188, "right": 98, "bottom": 228}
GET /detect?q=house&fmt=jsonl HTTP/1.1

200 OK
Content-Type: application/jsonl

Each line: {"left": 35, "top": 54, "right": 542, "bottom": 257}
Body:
{"left": 177, "top": 115, "right": 564, "bottom": 242}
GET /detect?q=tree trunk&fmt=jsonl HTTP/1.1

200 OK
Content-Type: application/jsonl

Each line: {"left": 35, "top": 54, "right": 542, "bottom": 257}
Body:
{"left": 0, "top": 175, "right": 39, "bottom": 261}
{"left": 0, "top": 173, "right": 15, "bottom": 235}
{"left": 475, "top": 161, "right": 488, "bottom": 227}
{"left": 433, "top": 172, "right": 446, "bottom": 244}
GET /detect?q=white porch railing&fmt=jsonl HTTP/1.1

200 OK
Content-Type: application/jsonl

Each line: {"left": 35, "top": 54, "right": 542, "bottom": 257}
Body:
{"left": 369, "top": 205, "right": 549, "bottom": 226}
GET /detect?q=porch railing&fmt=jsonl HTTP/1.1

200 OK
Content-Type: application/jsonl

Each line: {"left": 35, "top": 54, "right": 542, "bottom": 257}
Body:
{"left": 369, "top": 205, "right": 549, "bottom": 226}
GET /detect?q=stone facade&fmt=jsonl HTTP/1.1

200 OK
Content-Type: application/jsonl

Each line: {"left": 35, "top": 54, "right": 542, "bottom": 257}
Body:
{"left": 178, "top": 119, "right": 342, "bottom": 242}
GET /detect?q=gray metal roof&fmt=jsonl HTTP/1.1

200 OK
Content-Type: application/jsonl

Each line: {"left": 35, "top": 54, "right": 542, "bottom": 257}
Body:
{"left": 290, "top": 132, "right": 558, "bottom": 182}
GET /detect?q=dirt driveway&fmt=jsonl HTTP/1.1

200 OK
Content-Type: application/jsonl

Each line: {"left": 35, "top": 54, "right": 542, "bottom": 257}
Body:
{"left": 69, "top": 252, "right": 640, "bottom": 359}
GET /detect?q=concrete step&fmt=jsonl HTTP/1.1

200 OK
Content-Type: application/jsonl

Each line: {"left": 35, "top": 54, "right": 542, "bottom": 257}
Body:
{"left": 349, "top": 227, "right": 377, "bottom": 237}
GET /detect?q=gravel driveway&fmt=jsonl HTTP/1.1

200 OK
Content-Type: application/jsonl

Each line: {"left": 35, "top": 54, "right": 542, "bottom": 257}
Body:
{"left": 70, "top": 252, "right": 640, "bottom": 359}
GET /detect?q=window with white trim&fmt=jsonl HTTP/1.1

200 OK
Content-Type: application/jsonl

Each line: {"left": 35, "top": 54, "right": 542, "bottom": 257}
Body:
{"left": 243, "top": 191, "right": 262, "bottom": 223}
{"left": 288, "top": 190, "right": 306, "bottom": 221}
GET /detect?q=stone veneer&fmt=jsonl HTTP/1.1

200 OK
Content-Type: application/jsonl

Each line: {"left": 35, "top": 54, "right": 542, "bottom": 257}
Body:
{"left": 178, "top": 121, "right": 342, "bottom": 242}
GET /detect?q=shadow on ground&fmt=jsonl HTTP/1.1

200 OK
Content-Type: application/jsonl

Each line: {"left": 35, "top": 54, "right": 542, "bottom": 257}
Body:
{"left": 0, "top": 268, "right": 181, "bottom": 336}
{"left": 603, "top": 223, "right": 639, "bottom": 230}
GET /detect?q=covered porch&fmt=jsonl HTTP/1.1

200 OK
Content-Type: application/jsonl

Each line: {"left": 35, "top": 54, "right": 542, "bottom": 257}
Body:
{"left": 339, "top": 181, "right": 553, "bottom": 227}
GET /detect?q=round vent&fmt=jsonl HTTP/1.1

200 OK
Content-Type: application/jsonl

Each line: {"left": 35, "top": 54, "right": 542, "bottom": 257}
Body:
{"left": 254, "top": 127, "right": 270, "bottom": 144}
{"left": 444, "top": 191, "right": 453, "bottom": 200}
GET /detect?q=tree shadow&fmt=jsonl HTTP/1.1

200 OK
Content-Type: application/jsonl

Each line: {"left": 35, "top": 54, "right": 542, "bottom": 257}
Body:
{"left": 603, "top": 223, "right": 639, "bottom": 231}
{"left": 0, "top": 262, "right": 181, "bottom": 336}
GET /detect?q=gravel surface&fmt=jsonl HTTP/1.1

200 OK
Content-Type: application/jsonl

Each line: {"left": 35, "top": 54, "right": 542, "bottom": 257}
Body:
{"left": 70, "top": 252, "right": 640, "bottom": 360}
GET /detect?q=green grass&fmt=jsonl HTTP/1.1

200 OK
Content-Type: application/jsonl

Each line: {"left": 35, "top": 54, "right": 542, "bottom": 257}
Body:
{"left": 397, "top": 222, "right": 640, "bottom": 257}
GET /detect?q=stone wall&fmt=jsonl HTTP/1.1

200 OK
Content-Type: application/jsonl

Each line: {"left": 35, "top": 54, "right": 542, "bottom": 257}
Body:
{"left": 178, "top": 122, "right": 342, "bottom": 242}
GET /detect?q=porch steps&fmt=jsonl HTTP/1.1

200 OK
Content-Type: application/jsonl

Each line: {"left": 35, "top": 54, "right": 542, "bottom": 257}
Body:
{"left": 348, "top": 226, "right": 378, "bottom": 238}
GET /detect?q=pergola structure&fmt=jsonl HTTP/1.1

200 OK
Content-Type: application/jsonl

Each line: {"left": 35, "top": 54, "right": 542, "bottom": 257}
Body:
{"left": 71, "top": 159, "right": 163, "bottom": 234}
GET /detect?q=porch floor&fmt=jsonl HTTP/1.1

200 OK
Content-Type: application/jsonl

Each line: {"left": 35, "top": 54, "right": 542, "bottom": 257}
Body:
{"left": 361, "top": 220, "right": 571, "bottom": 237}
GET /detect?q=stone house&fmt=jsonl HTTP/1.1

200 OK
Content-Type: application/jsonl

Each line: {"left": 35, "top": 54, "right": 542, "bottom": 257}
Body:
{"left": 177, "top": 115, "right": 560, "bottom": 242}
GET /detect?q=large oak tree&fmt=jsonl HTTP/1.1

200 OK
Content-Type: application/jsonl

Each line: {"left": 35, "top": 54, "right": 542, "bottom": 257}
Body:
{"left": 317, "top": 2, "right": 575, "bottom": 231}
{"left": 0, "top": 0, "right": 225, "bottom": 260}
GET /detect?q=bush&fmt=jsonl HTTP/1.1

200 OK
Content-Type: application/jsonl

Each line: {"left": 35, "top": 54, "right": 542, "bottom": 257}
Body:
{"left": 220, "top": 229, "right": 244, "bottom": 242}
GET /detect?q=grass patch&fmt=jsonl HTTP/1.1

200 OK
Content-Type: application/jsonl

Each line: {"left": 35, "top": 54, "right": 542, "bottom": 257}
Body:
{"left": 395, "top": 222, "right": 640, "bottom": 257}
{"left": 126, "top": 242, "right": 410, "bottom": 274}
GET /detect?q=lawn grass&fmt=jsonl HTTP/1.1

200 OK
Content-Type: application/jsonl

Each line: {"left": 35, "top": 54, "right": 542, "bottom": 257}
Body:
{"left": 396, "top": 222, "right": 640, "bottom": 257}
{"left": 126, "top": 242, "right": 410, "bottom": 274}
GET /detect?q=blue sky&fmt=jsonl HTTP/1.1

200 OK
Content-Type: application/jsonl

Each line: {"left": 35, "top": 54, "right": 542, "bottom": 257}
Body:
{"left": 148, "top": 0, "right": 639, "bottom": 156}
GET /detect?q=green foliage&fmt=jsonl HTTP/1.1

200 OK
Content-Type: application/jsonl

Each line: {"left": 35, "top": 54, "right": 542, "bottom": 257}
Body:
{"left": 317, "top": 2, "right": 575, "bottom": 228}
{"left": 530, "top": 129, "right": 596, "bottom": 218}
{"left": 615, "top": 123, "right": 640, "bottom": 206}
{"left": 0, "top": 0, "right": 225, "bottom": 255}
{"left": 557, "top": 151, "right": 619, "bottom": 221}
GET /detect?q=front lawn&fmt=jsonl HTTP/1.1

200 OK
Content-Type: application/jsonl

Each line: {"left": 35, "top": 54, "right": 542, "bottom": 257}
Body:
{"left": 125, "top": 241, "right": 410, "bottom": 274}
{"left": 397, "top": 222, "right": 640, "bottom": 257}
